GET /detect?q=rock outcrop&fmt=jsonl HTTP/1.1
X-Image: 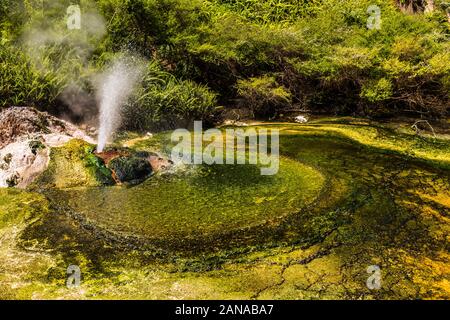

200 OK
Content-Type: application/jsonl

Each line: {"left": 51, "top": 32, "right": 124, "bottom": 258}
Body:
{"left": 108, "top": 155, "right": 152, "bottom": 184}
{"left": 95, "top": 149, "right": 173, "bottom": 184}
{"left": 0, "top": 107, "right": 93, "bottom": 148}
{"left": 0, "top": 107, "right": 172, "bottom": 189}
{"left": 0, "top": 107, "right": 95, "bottom": 188}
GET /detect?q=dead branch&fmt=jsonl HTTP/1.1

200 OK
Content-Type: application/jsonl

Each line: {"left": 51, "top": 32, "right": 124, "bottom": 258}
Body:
{"left": 411, "top": 120, "right": 437, "bottom": 139}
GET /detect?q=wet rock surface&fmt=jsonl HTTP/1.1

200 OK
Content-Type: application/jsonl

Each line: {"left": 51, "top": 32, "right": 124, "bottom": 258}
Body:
{"left": 108, "top": 155, "right": 152, "bottom": 184}
{"left": 95, "top": 148, "right": 172, "bottom": 184}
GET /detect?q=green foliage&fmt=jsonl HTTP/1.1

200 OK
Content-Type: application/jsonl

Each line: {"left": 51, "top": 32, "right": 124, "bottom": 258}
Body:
{"left": 0, "top": 0, "right": 449, "bottom": 122}
{"left": 0, "top": 0, "right": 100, "bottom": 113}
{"left": 0, "top": 44, "right": 64, "bottom": 109}
{"left": 212, "top": 0, "right": 323, "bottom": 24}
{"left": 123, "top": 61, "right": 218, "bottom": 131}
{"left": 361, "top": 78, "right": 393, "bottom": 103}
{"left": 236, "top": 75, "right": 291, "bottom": 116}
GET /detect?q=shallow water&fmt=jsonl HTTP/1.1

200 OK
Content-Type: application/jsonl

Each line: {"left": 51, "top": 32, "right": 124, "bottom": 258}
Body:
{"left": 47, "top": 157, "right": 324, "bottom": 243}
{"left": 43, "top": 126, "right": 450, "bottom": 255}
{"left": 4, "top": 123, "right": 449, "bottom": 299}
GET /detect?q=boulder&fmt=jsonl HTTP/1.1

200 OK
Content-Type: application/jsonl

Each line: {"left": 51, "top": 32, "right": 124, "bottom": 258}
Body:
{"left": 107, "top": 155, "right": 152, "bottom": 184}
{"left": 0, "top": 106, "right": 94, "bottom": 148}
{"left": 0, "top": 107, "right": 97, "bottom": 189}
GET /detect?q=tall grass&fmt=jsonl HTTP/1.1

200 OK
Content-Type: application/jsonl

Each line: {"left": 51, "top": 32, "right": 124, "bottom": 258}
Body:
{"left": 0, "top": 44, "right": 65, "bottom": 109}
{"left": 123, "top": 61, "right": 218, "bottom": 131}
{"left": 212, "top": 0, "right": 323, "bottom": 24}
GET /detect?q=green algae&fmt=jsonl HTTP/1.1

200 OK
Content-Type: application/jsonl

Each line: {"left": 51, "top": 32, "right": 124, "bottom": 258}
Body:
{"left": 0, "top": 189, "right": 54, "bottom": 300}
{"left": 30, "top": 139, "right": 114, "bottom": 190}
{"left": 45, "top": 157, "right": 325, "bottom": 250}
{"left": 1, "top": 120, "right": 449, "bottom": 300}
{"left": 0, "top": 189, "right": 48, "bottom": 229}
{"left": 265, "top": 119, "right": 450, "bottom": 169}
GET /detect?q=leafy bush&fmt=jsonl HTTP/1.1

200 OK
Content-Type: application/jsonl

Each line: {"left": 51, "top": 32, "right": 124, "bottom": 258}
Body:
{"left": 236, "top": 75, "right": 291, "bottom": 117}
{"left": 0, "top": 0, "right": 449, "bottom": 123}
{"left": 361, "top": 78, "right": 393, "bottom": 103}
{"left": 212, "top": 0, "right": 323, "bottom": 24}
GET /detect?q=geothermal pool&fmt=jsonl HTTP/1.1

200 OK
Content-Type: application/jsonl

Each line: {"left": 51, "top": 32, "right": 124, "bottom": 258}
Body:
{"left": 40, "top": 124, "right": 450, "bottom": 255}
{"left": 46, "top": 158, "right": 324, "bottom": 248}
{"left": 2, "top": 121, "right": 449, "bottom": 299}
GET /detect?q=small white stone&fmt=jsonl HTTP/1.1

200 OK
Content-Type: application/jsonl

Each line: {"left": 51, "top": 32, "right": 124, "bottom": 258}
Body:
{"left": 295, "top": 115, "right": 309, "bottom": 123}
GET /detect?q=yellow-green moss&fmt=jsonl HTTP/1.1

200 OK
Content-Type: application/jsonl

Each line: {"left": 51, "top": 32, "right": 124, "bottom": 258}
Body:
{"left": 1, "top": 120, "right": 449, "bottom": 300}
{"left": 31, "top": 139, "right": 114, "bottom": 190}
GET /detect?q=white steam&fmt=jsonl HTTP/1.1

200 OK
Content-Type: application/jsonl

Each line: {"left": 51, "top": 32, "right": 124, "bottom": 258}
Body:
{"left": 20, "top": 1, "right": 107, "bottom": 118}
{"left": 96, "top": 59, "right": 143, "bottom": 153}
{"left": 16, "top": 1, "right": 146, "bottom": 147}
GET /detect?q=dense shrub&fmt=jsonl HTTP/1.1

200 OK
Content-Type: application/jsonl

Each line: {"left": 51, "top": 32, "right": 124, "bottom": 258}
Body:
{"left": 236, "top": 75, "right": 291, "bottom": 117}
{"left": 212, "top": 0, "right": 323, "bottom": 24}
{"left": 0, "top": 0, "right": 449, "bottom": 124}
{"left": 140, "top": 0, "right": 449, "bottom": 117}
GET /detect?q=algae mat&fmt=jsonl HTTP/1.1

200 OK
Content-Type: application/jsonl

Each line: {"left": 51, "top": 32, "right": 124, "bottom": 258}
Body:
{"left": 46, "top": 157, "right": 325, "bottom": 249}
{"left": 0, "top": 121, "right": 449, "bottom": 299}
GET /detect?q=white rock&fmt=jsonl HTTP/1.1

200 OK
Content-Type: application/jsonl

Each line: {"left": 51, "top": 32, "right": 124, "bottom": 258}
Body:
{"left": 0, "top": 107, "right": 98, "bottom": 188}
{"left": 0, "top": 138, "right": 49, "bottom": 188}
{"left": 294, "top": 115, "right": 309, "bottom": 123}
{"left": 0, "top": 132, "right": 95, "bottom": 188}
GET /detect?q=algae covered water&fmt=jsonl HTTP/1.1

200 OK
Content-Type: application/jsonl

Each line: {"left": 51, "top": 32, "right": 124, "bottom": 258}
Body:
{"left": 1, "top": 121, "right": 449, "bottom": 299}
{"left": 47, "top": 157, "right": 324, "bottom": 246}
